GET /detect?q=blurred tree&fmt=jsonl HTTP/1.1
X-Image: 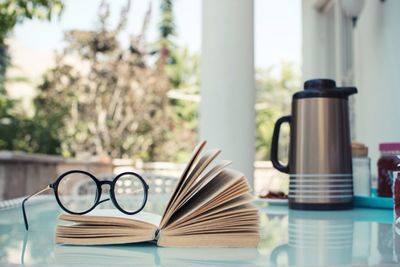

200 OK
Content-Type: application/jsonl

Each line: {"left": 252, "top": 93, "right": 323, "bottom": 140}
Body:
{"left": 164, "top": 48, "right": 199, "bottom": 162}
{"left": 0, "top": 87, "right": 17, "bottom": 149}
{"left": 0, "top": 89, "right": 62, "bottom": 154}
{"left": 152, "top": 0, "right": 176, "bottom": 64}
{"left": 0, "top": 0, "right": 63, "bottom": 152}
{"left": 34, "top": 0, "right": 177, "bottom": 161}
{"left": 0, "top": 0, "right": 63, "bottom": 91}
{"left": 255, "top": 63, "right": 301, "bottom": 161}
{"left": 1, "top": 0, "right": 300, "bottom": 165}
{"left": 152, "top": 0, "right": 198, "bottom": 161}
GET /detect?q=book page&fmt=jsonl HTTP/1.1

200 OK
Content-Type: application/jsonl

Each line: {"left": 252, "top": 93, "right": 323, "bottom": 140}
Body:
{"left": 59, "top": 210, "right": 161, "bottom": 227}
{"left": 158, "top": 233, "right": 259, "bottom": 248}
{"left": 56, "top": 235, "right": 155, "bottom": 245}
{"left": 161, "top": 149, "right": 221, "bottom": 227}
{"left": 166, "top": 204, "right": 258, "bottom": 234}
{"left": 56, "top": 210, "right": 160, "bottom": 245}
{"left": 162, "top": 168, "right": 244, "bottom": 229}
{"left": 174, "top": 195, "right": 254, "bottom": 228}
{"left": 159, "top": 140, "right": 207, "bottom": 228}
{"left": 174, "top": 160, "right": 232, "bottom": 211}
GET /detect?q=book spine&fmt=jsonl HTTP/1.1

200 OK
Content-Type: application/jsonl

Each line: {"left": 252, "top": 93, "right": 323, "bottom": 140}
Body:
{"left": 154, "top": 228, "right": 161, "bottom": 242}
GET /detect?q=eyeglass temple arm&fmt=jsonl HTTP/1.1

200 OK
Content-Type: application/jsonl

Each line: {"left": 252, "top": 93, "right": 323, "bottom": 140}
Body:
{"left": 22, "top": 185, "right": 51, "bottom": 231}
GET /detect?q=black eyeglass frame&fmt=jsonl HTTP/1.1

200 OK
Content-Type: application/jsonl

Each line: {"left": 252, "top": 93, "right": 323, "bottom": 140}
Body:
{"left": 22, "top": 170, "right": 149, "bottom": 231}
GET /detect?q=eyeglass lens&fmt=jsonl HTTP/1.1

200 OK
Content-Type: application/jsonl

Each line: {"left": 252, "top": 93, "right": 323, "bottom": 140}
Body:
{"left": 57, "top": 172, "right": 98, "bottom": 213}
{"left": 113, "top": 173, "right": 146, "bottom": 213}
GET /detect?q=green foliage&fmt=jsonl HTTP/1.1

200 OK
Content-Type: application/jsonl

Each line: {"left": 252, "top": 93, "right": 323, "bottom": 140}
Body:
{"left": 0, "top": 0, "right": 64, "bottom": 89}
{"left": 0, "top": 0, "right": 198, "bottom": 162}
{"left": 0, "top": 87, "right": 62, "bottom": 154}
{"left": 31, "top": 0, "right": 182, "bottom": 161}
{"left": 0, "top": 0, "right": 63, "bottom": 45}
{"left": 255, "top": 63, "right": 301, "bottom": 161}
{"left": 0, "top": 0, "right": 301, "bottom": 164}
{"left": 152, "top": 0, "right": 177, "bottom": 65}
{"left": 0, "top": 88, "right": 16, "bottom": 149}
{"left": 0, "top": 47, "right": 9, "bottom": 91}
{"left": 164, "top": 48, "right": 199, "bottom": 162}
{"left": 159, "top": 0, "right": 175, "bottom": 40}
{"left": 0, "top": 0, "right": 64, "bottom": 152}
{"left": 152, "top": 0, "right": 197, "bottom": 161}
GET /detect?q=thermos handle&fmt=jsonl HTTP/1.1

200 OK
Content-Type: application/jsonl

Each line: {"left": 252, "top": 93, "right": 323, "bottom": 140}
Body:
{"left": 271, "top": 115, "right": 291, "bottom": 174}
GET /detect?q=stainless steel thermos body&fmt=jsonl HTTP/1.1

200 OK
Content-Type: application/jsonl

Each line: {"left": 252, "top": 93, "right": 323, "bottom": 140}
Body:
{"left": 271, "top": 79, "right": 357, "bottom": 210}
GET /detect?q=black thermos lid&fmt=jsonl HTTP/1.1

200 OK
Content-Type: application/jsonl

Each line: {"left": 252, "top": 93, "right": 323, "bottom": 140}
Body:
{"left": 293, "top": 79, "right": 357, "bottom": 100}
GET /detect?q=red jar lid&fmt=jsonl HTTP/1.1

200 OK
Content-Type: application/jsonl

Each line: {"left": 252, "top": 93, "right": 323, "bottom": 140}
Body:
{"left": 379, "top": 142, "right": 400, "bottom": 152}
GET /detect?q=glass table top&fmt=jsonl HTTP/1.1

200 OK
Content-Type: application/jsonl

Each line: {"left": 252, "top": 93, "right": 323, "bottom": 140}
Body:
{"left": 0, "top": 195, "right": 399, "bottom": 266}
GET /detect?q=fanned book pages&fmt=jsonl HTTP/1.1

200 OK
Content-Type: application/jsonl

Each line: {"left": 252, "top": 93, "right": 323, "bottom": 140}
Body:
{"left": 55, "top": 141, "right": 260, "bottom": 247}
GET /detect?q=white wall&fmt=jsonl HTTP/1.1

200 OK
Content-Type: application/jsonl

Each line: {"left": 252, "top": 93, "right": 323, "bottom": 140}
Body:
{"left": 354, "top": 0, "right": 400, "bottom": 175}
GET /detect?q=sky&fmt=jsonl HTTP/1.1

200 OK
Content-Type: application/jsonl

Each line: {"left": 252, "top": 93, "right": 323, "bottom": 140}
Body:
{"left": 8, "top": 0, "right": 301, "bottom": 106}
{"left": 11, "top": 0, "right": 301, "bottom": 67}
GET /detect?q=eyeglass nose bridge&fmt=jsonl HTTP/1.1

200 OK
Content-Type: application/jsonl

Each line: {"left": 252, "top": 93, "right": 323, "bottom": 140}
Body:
{"left": 95, "top": 180, "right": 113, "bottom": 205}
{"left": 98, "top": 180, "right": 113, "bottom": 186}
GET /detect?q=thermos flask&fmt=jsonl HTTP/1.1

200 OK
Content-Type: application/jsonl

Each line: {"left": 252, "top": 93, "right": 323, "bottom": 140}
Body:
{"left": 271, "top": 79, "right": 357, "bottom": 210}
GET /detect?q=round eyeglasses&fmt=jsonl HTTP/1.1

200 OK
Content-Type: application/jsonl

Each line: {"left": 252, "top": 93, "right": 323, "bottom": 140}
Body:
{"left": 22, "top": 170, "right": 149, "bottom": 230}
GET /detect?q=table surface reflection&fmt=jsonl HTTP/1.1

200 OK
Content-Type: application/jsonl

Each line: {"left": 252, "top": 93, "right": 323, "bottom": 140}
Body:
{"left": 0, "top": 195, "right": 399, "bottom": 266}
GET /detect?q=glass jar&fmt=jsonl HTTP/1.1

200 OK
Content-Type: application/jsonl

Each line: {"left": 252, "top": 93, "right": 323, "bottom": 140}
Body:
{"left": 352, "top": 143, "right": 371, "bottom": 196}
{"left": 377, "top": 143, "right": 400, "bottom": 197}
{"left": 394, "top": 171, "right": 400, "bottom": 263}
{"left": 394, "top": 171, "right": 400, "bottom": 223}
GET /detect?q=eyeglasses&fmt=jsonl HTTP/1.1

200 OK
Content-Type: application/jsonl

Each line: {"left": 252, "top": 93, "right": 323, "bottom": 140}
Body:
{"left": 22, "top": 170, "right": 149, "bottom": 230}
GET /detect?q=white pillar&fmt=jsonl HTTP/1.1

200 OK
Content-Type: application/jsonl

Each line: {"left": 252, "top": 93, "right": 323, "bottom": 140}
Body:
{"left": 200, "top": 0, "right": 255, "bottom": 186}
{"left": 302, "top": 0, "right": 336, "bottom": 80}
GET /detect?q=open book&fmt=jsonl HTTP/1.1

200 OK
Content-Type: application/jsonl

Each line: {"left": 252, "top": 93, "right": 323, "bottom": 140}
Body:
{"left": 56, "top": 141, "right": 260, "bottom": 247}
